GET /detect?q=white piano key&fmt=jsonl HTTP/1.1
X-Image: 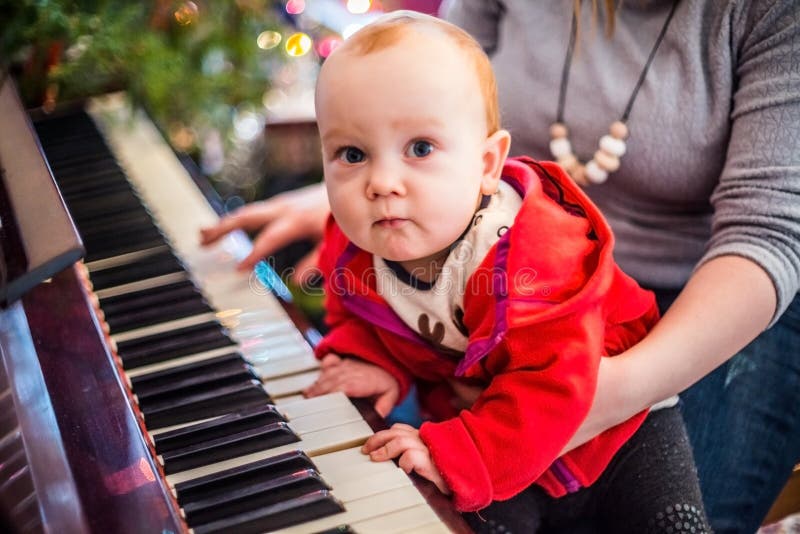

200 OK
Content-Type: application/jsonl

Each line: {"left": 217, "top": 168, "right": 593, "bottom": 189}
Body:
{"left": 350, "top": 504, "right": 443, "bottom": 534}
{"left": 286, "top": 404, "right": 364, "bottom": 435}
{"left": 252, "top": 352, "right": 320, "bottom": 380}
{"left": 278, "top": 392, "right": 353, "bottom": 419}
{"left": 166, "top": 418, "right": 374, "bottom": 486}
{"left": 94, "top": 271, "right": 189, "bottom": 300}
{"left": 268, "top": 485, "right": 427, "bottom": 534}
{"left": 85, "top": 245, "right": 170, "bottom": 272}
{"left": 396, "top": 520, "right": 453, "bottom": 534}
{"left": 147, "top": 392, "right": 350, "bottom": 438}
{"left": 263, "top": 369, "right": 320, "bottom": 398}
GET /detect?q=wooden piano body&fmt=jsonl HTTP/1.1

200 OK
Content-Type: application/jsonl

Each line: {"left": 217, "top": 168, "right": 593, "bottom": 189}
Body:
{"left": 0, "top": 79, "right": 467, "bottom": 533}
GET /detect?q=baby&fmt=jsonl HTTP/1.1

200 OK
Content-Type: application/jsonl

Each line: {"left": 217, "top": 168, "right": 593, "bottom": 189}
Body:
{"left": 304, "top": 11, "right": 709, "bottom": 533}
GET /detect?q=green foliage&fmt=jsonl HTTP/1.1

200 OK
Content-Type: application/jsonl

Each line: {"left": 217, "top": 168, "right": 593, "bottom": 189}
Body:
{"left": 1, "top": 0, "right": 287, "bottom": 154}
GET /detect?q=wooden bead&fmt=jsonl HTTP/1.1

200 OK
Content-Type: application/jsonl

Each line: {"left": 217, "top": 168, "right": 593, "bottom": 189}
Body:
{"left": 549, "top": 137, "right": 573, "bottom": 158}
{"left": 585, "top": 160, "right": 609, "bottom": 184}
{"left": 593, "top": 149, "right": 620, "bottom": 172}
{"left": 557, "top": 153, "right": 579, "bottom": 172}
{"left": 609, "top": 121, "right": 628, "bottom": 140}
{"left": 599, "top": 134, "right": 626, "bottom": 157}
{"left": 550, "top": 122, "right": 569, "bottom": 139}
{"left": 570, "top": 165, "right": 590, "bottom": 186}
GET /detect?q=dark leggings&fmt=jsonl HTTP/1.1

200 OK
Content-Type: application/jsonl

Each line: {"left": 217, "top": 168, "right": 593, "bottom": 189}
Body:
{"left": 463, "top": 406, "right": 711, "bottom": 534}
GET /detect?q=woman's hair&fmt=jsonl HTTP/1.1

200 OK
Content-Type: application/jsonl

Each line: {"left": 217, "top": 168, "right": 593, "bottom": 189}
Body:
{"left": 338, "top": 11, "right": 501, "bottom": 134}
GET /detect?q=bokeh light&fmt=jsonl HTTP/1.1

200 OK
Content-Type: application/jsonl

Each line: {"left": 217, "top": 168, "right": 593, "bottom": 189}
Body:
{"left": 174, "top": 1, "right": 199, "bottom": 25}
{"left": 316, "top": 36, "right": 342, "bottom": 58}
{"left": 285, "top": 0, "right": 306, "bottom": 15}
{"left": 285, "top": 32, "right": 312, "bottom": 57}
{"left": 257, "top": 30, "right": 282, "bottom": 50}
{"left": 346, "top": 0, "right": 371, "bottom": 15}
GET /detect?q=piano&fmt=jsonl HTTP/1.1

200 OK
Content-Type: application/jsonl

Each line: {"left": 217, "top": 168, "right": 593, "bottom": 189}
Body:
{"left": 0, "top": 77, "right": 469, "bottom": 533}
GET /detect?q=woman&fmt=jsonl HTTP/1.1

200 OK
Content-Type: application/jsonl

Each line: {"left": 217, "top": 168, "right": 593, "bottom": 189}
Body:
{"left": 201, "top": 2, "right": 800, "bottom": 532}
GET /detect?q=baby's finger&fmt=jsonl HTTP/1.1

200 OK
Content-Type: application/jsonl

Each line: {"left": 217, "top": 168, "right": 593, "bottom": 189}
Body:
{"left": 374, "top": 388, "right": 399, "bottom": 418}
{"left": 368, "top": 434, "right": 420, "bottom": 461}
{"left": 319, "top": 354, "right": 342, "bottom": 368}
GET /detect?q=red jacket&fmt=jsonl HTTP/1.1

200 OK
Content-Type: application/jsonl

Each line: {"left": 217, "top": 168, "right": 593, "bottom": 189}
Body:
{"left": 315, "top": 157, "right": 659, "bottom": 511}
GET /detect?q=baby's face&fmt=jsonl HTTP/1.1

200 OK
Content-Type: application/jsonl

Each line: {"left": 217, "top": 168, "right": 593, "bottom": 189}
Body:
{"left": 316, "top": 31, "right": 495, "bottom": 271}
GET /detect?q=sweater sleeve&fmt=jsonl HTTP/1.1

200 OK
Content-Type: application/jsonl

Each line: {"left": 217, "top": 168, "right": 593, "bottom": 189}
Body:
{"left": 419, "top": 304, "right": 606, "bottom": 511}
{"left": 699, "top": 0, "right": 800, "bottom": 324}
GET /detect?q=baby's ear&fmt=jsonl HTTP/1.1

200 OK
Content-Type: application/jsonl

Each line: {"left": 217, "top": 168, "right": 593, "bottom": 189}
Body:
{"left": 480, "top": 129, "right": 511, "bottom": 195}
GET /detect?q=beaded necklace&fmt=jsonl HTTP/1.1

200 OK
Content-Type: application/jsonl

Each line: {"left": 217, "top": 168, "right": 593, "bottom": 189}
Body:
{"left": 549, "top": 0, "right": 680, "bottom": 185}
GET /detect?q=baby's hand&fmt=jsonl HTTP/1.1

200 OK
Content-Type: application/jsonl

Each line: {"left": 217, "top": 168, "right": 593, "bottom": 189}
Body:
{"left": 362, "top": 423, "right": 450, "bottom": 495}
{"left": 303, "top": 354, "right": 400, "bottom": 417}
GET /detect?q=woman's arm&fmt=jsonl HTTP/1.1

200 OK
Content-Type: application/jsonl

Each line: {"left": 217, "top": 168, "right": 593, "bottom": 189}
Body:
{"left": 563, "top": 254, "right": 775, "bottom": 453}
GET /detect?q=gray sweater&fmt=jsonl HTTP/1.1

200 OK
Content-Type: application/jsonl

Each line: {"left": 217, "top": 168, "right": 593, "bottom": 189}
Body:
{"left": 443, "top": 0, "right": 800, "bottom": 322}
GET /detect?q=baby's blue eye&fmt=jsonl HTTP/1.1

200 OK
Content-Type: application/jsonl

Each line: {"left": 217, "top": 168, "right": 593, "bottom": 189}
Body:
{"left": 340, "top": 147, "right": 365, "bottom": 163}
{"left": 408, "top": 141, "right": 434, "bottom": 158}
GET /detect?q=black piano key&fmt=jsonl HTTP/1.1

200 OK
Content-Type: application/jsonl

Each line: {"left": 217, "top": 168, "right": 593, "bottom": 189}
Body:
{"left": 134, "top": 358, "right": 255, "bottom": 402}
{"left": 192, "top": 490, "right": 345, "bottom": 534}
{"left": 141, "top": 380, "right": 270, "bottom": 429}
{"left": 130, "top": 351, "right": 243, "bottom": 391}
{"left": 161, "top": 421, "right": 300, "bottom": 475}
{"left": 154, "top": 403, "right": 284, "bottom": 454}
{"left": 314, "top": 526, "right": 356, "bottom": 534}
{"left": 99, "top": 277, "right": 194, "bottom": 311}
{"left": 174, "top": 450, "right": 317, "bottom": 504}
{"left": 184, "top": 469, "right": 330, "bottom": 527}
{"left": 116, "top": 321, "right": 235, "bottom": 369}
{"left": 89, "top": 251, "right": 184, "bottom": 290}
{"left": 105, "top": 297, "right": 212, "bottom": 332}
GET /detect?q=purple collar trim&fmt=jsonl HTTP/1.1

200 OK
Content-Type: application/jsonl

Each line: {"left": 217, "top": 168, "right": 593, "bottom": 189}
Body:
{"left": 335, "top": 243, "right": 429, "bottom": 347}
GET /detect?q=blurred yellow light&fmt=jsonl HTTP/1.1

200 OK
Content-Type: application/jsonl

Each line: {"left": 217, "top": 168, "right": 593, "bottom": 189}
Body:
{"left": 346, "top": 0, "right": 371, "bottom": 14}
{"left": 174, "top": 1, "right": 199, "bottom": 26}
{"left": 257, "top": 30, "right": 282, "bottom": 50}
{"left": 285, "top": 32, "right": 312, "bottom": 57}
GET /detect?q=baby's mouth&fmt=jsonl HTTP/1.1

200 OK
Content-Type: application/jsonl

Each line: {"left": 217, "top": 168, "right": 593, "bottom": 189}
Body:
{"left": 374, "top": 217, "right": 409, "bottom": 228}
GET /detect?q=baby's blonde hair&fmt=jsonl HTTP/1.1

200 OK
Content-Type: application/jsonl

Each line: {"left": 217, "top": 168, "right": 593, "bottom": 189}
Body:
{"left": 335, "top": 11, "right": 500, "bottom": 134}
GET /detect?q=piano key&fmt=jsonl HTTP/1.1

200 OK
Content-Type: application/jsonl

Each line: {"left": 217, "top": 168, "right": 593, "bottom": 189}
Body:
{"left": 262, "top": 369, "right": 320, "bottom": 398}
{"left": 395, "top": 520, "right": 453, "bottom": 534}
{"left": 350, "top": 505, "right": 446, "bottom": 534}
{"left": 154, "top": 403, "right": 285, "bottom": 454}
{"left": 131, "top": 352, "right": 251, "bottom": 398}
{"left": 105, "top": 296, "right": 213, "bottom": 333}
{"left": 174, "top": 450, "right": 318, "bottom": 503}
{"left": 160, "top": 422, "right": 300, "bottom": 474}
{"left": 85, "top": 244, "right": 170, "bottom": 271}
{"left": 125, "top": 345, "right": 246, "bottom": 379}
{"left": 159, "top": 401, "right": 365, "bottom": 473}
{"left": 191, "top": 489, "right": 345, "bottom": 534}
{"left": 183, "top": 469, "right": 331, "bottom": 527}
{"left": 94, "top": 271, "right": 189, "bottom": 300}
{"left": 142, "top": 379, "right": 270, "bottom": 430}
{"left": 115, "top": 319, "right": 234, "bottom": 369}
{"left": 166, "top": 419, "right": 374, "bottom": 486}
{"left": 112, "top": 313, "right": 220, "bottom": 344}
{"left": 88, "top": 250, "right": 185, "bottom": 290}
{"left": 135, "top": 364, "right": 257, "bottom": 405}
{"left": 269, "top": 484, "right": 428, "bottom": 534}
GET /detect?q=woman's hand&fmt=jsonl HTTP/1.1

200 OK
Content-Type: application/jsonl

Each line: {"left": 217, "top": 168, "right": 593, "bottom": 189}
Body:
{"left": 199, "top": 182, "right": 329, "bottom": 282}
{"left": 303, "top": 354, "right": 400, "bottom": 417}
{"left": 362, "top": 423, "right": 451, "bottom": 495}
